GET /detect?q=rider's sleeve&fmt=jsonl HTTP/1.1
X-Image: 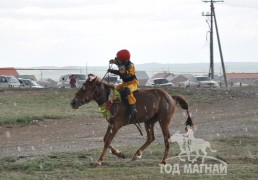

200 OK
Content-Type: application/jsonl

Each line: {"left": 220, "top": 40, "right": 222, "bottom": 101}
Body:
{"left": 119, "top": 63, "right": 135, "bottom": 76}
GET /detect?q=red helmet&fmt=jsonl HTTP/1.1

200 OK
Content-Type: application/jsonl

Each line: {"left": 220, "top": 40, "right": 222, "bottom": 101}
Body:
{"left": 116, "top": 49, "right": 130, "bottom": 65}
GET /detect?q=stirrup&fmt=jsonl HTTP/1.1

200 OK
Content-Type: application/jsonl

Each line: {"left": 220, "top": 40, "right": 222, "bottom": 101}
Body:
{"left": 130, "top": 105, "right": 137, "bottom": 114}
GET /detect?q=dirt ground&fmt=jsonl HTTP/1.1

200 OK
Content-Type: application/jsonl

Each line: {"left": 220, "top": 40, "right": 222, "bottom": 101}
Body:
{"left": 1, "top": 88, "right": 258, "bottom": 159}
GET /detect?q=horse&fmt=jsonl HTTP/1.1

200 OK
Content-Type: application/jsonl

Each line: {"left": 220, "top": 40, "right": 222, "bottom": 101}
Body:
{"left": 70, "top": 74, "right": 193, "bottom": 166}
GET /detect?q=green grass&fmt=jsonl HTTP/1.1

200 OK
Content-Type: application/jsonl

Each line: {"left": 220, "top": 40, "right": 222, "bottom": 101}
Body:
{"left": 0, "top": 89, "right": 99, "bottom": 126}
{"left": 1, "top": 87, "right": 257, "bottom": 126}
{"left": 0, "top": 136, "right": 258, "bottom": 179}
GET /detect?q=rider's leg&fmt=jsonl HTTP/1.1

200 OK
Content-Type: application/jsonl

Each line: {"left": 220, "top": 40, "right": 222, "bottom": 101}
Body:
{"left": 120, "top": 87, "right": 136, "bottom": 113}
{"left": 128, "top": 93, "right": 137, "bottom": 113}
{"left": 127, "top": 83, "right": 138, "bottom": 114}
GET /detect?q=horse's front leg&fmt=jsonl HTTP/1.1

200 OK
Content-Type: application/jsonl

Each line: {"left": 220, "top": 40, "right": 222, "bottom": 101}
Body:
{"left": 104, "top": 124, "right": 126, "bottom": 159}
{"left": 95, "top": 124, "right": 121, "bottom": 166}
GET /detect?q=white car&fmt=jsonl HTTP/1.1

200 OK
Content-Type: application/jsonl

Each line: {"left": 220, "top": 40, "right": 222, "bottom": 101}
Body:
{"left": 146, "top": 78, "right": 174, "bottom": 87}
{"left": 181, "top": 76, "right": 219, "bottom": 88}
{"left": 0, "top": 75, "right": 20, "bottom": 88}
{"left": 19, "top": 78, "right": 44, "bottom": 88}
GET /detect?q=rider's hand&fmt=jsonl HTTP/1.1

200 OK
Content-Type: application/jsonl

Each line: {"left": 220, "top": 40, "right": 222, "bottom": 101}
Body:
{"left": 107, "top": 69, "right": 120, "bottom": 75}
{"left": 109, "top": 59, "right": 115, "bottom": 64}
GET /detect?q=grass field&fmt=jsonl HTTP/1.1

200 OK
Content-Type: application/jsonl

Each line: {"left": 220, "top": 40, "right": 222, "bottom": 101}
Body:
{"left": 1, "top": 88, "right": 258, "bottom": 179}
{"left": 0, "top": 89, "right": 99, "bottom": 126}
{"left": 0, "top": 87, "right": 224, "bottom": 126}
{"left": 0, "top": 136, "right": 257, "bottom": 179}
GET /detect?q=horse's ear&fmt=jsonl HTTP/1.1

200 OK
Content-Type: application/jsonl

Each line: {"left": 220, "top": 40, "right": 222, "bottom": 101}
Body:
{"left": 88, "top": 74, "right": 97, "bottom": 82}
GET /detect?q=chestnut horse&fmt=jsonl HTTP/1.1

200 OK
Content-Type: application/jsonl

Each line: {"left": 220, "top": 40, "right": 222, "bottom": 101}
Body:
{"left": 70, "top": 74, "right": 193, "bottom": 166}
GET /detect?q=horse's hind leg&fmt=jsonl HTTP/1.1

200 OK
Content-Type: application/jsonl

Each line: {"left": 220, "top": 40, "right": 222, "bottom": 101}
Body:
{"left": 132, "top": 121, "right": 155, "bottom": 161}
{"left": 159, "top": 120, "right": 171, "bottom": 165}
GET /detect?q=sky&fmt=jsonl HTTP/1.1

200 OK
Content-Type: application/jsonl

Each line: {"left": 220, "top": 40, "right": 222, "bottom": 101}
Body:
{"left": 0, "top": 0, "right": 258, "bottom": 67}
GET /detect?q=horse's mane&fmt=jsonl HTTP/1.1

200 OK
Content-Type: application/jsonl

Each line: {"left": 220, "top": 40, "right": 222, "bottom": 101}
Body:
{"left": 88, "top": 73, "right": 115, "bottom": 90}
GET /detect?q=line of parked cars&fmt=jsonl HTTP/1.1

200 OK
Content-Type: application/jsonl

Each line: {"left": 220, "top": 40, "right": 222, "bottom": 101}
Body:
{"left": 1, "top": 74, "right": 236, "bottom": 89}
{"left": 0, "top": 75, "right": 43, "bottom": 88}
{"left": 145, "top": 76, "right": 219, "bottom": 88}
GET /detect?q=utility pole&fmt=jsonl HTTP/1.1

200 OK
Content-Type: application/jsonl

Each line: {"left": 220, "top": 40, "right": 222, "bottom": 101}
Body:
{"left": 213, "top": 6, "right": 228, "bottom": 88}
{"left": 202, "top": 0, "right": 228, "bottom": 88}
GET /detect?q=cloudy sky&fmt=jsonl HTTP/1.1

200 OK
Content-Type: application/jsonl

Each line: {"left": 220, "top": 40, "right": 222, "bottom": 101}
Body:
{"left": 0, "top": 0, "right": 257, "bottom": 67}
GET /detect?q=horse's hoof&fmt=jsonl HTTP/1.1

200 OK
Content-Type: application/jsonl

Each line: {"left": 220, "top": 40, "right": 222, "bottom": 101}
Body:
{"left": 93, "top": 161, "right": 102, "bottom": 167}
{"left": 161, "top": 160, "right": 167, "bottom": 165}
{"left": 131, "top": 156, "right": 137, "bottom": 161}
{"left": 132, "top": 150, "right": 142, "bottom": 161}
{"left": 132, "top": 153, "right": 142, "bottom": 161}
{"left": 119, "top": 152, "right": 126, "bottom": 159}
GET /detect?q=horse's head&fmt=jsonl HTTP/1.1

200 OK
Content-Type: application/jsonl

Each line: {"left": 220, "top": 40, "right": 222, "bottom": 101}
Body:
{"left": 70, "top": 74, "right": 100, "bottom": 109}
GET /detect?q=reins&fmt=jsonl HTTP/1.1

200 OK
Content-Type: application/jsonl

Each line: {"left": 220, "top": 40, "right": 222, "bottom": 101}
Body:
{"left": 83, "top": 63, "right": 113, "bottom": 105}
{"left": 100, "top": 63, "right": 113, "bottom": 84}
{"left": 93, "top": 63, "right": 113, "bottom": 105}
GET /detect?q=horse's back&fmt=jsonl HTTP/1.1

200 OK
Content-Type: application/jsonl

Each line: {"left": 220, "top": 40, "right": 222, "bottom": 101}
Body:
{"left": 134, "top": 88, "right": 172, "bottom": 104}
{"left": 132, "top": 88, "right": 174, "bottom": 119}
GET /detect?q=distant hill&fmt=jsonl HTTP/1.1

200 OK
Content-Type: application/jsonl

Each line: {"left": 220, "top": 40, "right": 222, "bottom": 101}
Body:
{"left": 16, "top": 62, "right": 258, "bottom": 81}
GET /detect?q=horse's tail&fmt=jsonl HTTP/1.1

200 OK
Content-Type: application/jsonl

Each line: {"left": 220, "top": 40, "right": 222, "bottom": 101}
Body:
{"left": 172, "top": 95, "right": 194, "bottom": 129}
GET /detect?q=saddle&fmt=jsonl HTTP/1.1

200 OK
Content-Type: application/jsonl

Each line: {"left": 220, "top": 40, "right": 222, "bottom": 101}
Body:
{"left": 99, "top": 89, "right": 143, "bottom": 136}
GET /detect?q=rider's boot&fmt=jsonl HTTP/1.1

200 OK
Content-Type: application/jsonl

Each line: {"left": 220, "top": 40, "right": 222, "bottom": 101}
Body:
{"left": 130, "top": 104, "right": 137, "bottom": 115}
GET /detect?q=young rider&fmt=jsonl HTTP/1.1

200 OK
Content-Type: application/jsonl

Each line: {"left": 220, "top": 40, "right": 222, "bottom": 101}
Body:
{"left": 108, "top": 49, "right": 139, "bottom": 115}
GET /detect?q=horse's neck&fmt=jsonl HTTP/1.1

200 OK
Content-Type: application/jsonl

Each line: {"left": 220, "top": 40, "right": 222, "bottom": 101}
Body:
{"left": 94, "top": 84, "right": 110, "bottom": 106}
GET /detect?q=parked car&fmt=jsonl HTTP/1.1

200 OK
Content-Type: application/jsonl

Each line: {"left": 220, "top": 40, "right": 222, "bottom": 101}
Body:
{"left": 145, "top": 78, "right": 174, "bottom": 87}
{"left": 181, "top": 76, "right": 219, "bottom": 88}
{"left": 0, "top": 75, "right": 20, "bottom": 88}
{"left": 57, "top": 74, "right": 87, "bottom": 88}
{"left": 19, "top": 78, "right": 44, "bottom": 88}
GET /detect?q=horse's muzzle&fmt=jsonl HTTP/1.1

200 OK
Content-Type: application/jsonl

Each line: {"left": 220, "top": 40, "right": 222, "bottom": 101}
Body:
{"left": 70, "top": 99, "right": 82, "bottom": 109}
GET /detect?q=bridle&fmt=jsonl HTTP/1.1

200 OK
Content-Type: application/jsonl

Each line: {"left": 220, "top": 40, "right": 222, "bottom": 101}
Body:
{"left": 75, "top": 63, "right": 113, "bottom": 106}
{"left": 78, "top": 78, "right": 108, "bottom": 106}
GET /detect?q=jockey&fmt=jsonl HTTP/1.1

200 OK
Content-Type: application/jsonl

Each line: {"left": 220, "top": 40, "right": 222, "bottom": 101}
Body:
{"left": 108, "top": 49, "right": 139, "bottom": 115}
